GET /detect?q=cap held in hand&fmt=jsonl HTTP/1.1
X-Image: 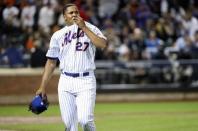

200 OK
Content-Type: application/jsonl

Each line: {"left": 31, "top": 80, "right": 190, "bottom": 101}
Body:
{"left": 28, "top": 94, "right": 49, "bottom": 114}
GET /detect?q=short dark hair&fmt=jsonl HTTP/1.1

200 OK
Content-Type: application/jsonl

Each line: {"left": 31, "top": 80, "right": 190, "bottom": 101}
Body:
{"left": 62, "top": 3, "right": 76, "bottom": 15}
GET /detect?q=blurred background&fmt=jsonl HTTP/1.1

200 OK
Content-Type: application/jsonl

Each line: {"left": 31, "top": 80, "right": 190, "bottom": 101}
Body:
{"left": 1, "top": 0, "right": 198, "bottom": 104}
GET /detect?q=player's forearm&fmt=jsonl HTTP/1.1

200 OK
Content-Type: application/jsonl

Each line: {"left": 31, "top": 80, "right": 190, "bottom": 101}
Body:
{"left": 81, "top": 26, "right": 107, "bottom": 49}
{"left": 40, "top": 59, "right": 57, "bottom": 89}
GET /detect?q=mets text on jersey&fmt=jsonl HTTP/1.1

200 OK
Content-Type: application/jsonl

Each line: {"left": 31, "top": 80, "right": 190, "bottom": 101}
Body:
{"left": 63, "top": 29, "right": 84, "bottom": 46}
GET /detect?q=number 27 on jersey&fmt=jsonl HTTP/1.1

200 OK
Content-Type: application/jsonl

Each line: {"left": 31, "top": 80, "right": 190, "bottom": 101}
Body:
{"left": 76, "top": 42, "right": 89, "bottom": 51}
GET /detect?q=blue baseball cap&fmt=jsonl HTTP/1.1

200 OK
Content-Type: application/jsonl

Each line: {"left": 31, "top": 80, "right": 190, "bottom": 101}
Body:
{"left": 29, "top": 95, "right": 49, "bottom": 114}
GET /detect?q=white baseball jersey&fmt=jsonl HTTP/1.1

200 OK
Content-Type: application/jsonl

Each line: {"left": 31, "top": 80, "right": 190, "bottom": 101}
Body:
{"left": 46, "top": 21, "right": 106, "bottom": 73}
{"left": 46, "top": 22, "right": 106, "bottom": 131}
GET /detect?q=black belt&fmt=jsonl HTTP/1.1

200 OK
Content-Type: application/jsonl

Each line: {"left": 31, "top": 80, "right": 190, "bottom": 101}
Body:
{"left": 62, "top": 72, "right": 89, "bottom": 77}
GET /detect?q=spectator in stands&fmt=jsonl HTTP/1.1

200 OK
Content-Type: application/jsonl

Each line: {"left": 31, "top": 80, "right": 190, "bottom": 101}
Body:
{"left": 0, "top": 0, "right": 198, "bottom": 68}
{"left": 191, "top": 30, "right": 198, "bottom": 58}
{"left": 161, "top": 0, "right": 169, "bottom": 15}
{"left": 136, "top": 2, "right": 152, "bottom": 28}
{"left": 20, "top": 1, "right": 36, "bottom": 32}
{"left": 30, "top": 40, "right": 47, "bottom": 68}
{"left": 103, "top": 20, "right": 120, "bottom": 60}
{"left": 155, "top": 16, "right": 175, "bottom": 43}
{"left": 144, "top": 18, "right": 155, "bottom": 34}
{"left": 127, "top": 28, "right": 145, "bottom": 60}
{"left": 165, "top": 30, "right": 193, "bottom": 60}
{"left": 144, "top": 30, "right": 164, "bottom": 59}
{"left": 84, "top": 6, "right": 100, "bottom": 26}
{"left": 98, "top": 0, "right": 119, "bottom": 19}
{"left": 180, "top": 8, "right": 198, "bottom": 41}
{"left": 117, "top": 43, "right": 130, "bottom": 62}
{"left": 128, "top": 19, "right": 137, "bottom": 32}
{"left": 2, "top": 1, "right": 20, "bottom": 27}
{"left": 118, "top": 3, "right": 133, "bottom": 25}
{"left": 57, "top": 12, "right": 65, "bottom": 27}
{"left": 0, "top": 45, "right": 24, "bottom": 68}
{"left": 175, "top": 31, "right": 192, "bottom": 50}
{"left": 38, "top": 2, "right": 55, "bottom": 34}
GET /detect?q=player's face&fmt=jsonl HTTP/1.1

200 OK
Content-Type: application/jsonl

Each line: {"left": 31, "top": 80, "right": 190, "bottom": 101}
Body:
{"left": 63, "top": 6, "right": 79, "bottom": 25}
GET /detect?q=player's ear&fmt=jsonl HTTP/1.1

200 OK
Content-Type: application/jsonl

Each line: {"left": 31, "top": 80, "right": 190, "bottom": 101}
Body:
{"left": 63, "top": 14, "right": 67, "bottom": 21}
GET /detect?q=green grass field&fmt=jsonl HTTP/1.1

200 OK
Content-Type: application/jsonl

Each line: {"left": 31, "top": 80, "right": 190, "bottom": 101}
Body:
{"left": 0, "top": 101, "right": 198, "bottom": 131}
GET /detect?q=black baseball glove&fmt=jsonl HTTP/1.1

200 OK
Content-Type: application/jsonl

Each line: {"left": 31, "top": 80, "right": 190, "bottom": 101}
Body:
{"left": 28, "top": 94, "right": 49, "bottom": 114}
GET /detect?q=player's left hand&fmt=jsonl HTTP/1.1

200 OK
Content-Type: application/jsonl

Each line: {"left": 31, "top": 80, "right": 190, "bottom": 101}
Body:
{"left": 73, "top": 16, "right": 86, "bottom": 29}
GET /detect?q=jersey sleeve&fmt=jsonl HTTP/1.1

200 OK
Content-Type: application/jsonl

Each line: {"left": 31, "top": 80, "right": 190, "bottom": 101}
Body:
{"left": 93, "top": 26, "right": 107, "bottom": 40}
{"left": 46, "top": 33, "right": 60, "bottom": 59}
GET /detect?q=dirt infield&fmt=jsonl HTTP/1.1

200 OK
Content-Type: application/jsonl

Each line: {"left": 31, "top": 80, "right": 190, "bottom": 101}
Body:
{"left": 0, "top": 116, "right": 61, "bottom": 125}
{"left": 1, "top": 92, "right": 198, "bottom": 105}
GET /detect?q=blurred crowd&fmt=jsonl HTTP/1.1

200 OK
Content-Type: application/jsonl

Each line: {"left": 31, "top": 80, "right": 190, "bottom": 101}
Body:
{"left": 0, "top": 0, "right": 198, "bottom": 68}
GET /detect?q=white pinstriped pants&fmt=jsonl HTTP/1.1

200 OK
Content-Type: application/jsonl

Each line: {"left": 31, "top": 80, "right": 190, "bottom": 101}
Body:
{"left": 58, "top": 74, "right": 96, "bottom": 131}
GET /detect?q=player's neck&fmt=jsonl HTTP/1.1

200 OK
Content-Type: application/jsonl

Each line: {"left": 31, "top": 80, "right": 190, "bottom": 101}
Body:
{"left": 65, "top": 21, "right": 74, "bottom": 26}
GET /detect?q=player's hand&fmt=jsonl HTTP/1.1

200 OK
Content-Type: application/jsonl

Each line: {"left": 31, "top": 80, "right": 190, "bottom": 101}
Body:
{"left": 36, "top": 87, "right": 46, "bottom": 98}
{"left": 72, "top": 16, "right": 86, "bottom": 29}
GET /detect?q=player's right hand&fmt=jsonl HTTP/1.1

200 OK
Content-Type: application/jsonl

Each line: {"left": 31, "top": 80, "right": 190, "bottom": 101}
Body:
{"left": 36, "top": 87, "right": 46, "bottom": 98}
{"left": 72, "top": 16, "right": 85, "bottom": 29}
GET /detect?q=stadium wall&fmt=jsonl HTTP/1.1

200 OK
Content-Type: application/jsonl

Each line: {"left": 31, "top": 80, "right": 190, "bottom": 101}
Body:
{"left": 0, "top": 68, "right": 198, "bottom": 105}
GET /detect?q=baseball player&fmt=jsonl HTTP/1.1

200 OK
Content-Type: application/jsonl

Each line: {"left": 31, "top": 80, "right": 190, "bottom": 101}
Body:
{"left": 36, "top": 3, "right": 107, "bottom": 131}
